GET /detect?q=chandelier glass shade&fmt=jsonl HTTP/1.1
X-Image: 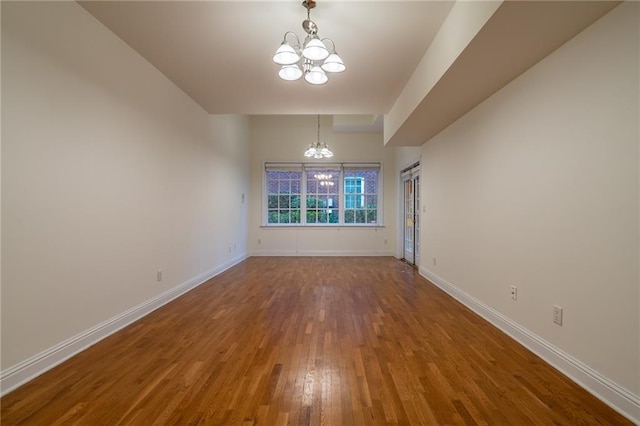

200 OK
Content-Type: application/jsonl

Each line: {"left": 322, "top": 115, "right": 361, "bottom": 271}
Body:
{"left": 304, "top": 115, "right": 333, "bottom": 158}
{"left": 273, "top": 0, "right": 345, "bottom": 85}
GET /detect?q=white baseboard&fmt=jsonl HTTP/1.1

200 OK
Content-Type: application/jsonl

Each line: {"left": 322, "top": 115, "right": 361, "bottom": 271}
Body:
{"left": 249, "top": 250, "right": 396, "bottom": 257}
{"left": 419, "top": 267, "right": 640, "bottom": 424}
{"left": 250, "top": 250, "right": 298, "bottom": 256}
{"left": 0, "top": 253, "right": 248, "bottom": 397}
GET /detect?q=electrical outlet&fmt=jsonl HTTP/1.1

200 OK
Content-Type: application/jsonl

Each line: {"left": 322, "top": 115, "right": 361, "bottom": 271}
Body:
{"left": 157, "top": 270, "right": 163, "bottom": 282}
{"left": 433, "top": 257, "right": 437, "bottom": 266}
{"left": 384, "top": 239, "right": 388, "bottom": 245}
{"left": 258, "top": 239, "right": 262, "bottom": 245}
{"left": 510, "top": 285, "right": 517, "bottom": 301}
{"left": 553, "top": 305, "right": 563, "bottom": 325}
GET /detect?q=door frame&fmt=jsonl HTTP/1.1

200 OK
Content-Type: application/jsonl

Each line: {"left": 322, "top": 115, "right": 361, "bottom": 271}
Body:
{"left": 400, "top": 163, "right": 420, "bottom": 266}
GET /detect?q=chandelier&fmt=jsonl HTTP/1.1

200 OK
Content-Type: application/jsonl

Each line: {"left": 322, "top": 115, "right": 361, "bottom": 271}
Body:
{"left": 304, "top": 115, "right": 333, "bottom": 158}
{"left": 273, "top": 0, "right": 345, "bottom": 85}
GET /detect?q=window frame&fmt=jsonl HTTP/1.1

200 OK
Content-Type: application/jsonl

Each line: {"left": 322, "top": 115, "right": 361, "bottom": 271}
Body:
{"left": 263, "top": 162, "right": 382, "bottom": 227}
{"left": 304, "top": 166, "right": 341, "bottom": 226}
{"left": 264, "top": 165, "right": 303, "bottom": 227}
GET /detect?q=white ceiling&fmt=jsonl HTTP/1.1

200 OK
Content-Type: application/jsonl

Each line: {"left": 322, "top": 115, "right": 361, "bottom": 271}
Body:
{"left": 79, "top": 1, "right": 455, "bottom": 115}
{"left": 79, "top": 1, "right": 619, "bottom": 142}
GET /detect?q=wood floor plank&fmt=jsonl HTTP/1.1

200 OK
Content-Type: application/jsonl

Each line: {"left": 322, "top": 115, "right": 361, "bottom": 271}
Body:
{"left": 1, "top": 257, "right": 632, "bottom": 425}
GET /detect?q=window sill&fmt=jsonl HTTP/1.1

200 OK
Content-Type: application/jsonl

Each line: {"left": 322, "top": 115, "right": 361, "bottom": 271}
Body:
{"left": 260, "top": 224, "right": 385, "bottom": 229}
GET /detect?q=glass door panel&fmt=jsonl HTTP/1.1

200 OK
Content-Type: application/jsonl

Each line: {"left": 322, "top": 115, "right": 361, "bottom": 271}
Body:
{"left": 402, "top": 164, "right": 420, "bottom": 266}
{"left": 404, "top": 179, "right": 415, "bottom": 264}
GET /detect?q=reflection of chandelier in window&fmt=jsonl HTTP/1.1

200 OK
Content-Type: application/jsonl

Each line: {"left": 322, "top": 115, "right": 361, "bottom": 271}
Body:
{"left": 314, "top": 173, "right": 334, "bottom": 186}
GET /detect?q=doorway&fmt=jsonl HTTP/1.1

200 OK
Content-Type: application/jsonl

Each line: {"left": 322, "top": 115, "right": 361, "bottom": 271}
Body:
{"left": 402, "top": 164, "right": 420, "bottom": 266}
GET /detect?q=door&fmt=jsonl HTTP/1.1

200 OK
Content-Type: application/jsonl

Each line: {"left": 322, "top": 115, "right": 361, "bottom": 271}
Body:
{"left": 402, "top": 165, "right": 420, "bottom": 266}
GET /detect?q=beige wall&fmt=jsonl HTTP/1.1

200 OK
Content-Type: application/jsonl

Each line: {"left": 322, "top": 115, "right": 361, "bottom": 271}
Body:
{"left": 1, "top": 2, "right": 249, "bottom": 370}
{"left": 420, "top": 1, "right": 639, "bottom": 396}
{"left": 248, "top": 115, "right": 396, "bottom": 256}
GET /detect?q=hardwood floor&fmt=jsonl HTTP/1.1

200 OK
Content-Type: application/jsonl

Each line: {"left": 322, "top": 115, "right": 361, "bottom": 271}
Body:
{"left": 1, "top": 257, "right": 631, "bottom": 425}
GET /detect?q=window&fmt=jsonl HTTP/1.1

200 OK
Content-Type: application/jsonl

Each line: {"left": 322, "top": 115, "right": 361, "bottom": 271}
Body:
{"left": 306, "top": 168, "right": 339, "bottom": 224}
{"left": 264, "top": 163, "right": 381, "bottom": 226}
{"left": 266, "top": 169, "right": 301, "bottom": 224}
{"left": 343, "top": 169, "right": 378, "bottom": 224}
